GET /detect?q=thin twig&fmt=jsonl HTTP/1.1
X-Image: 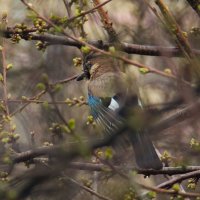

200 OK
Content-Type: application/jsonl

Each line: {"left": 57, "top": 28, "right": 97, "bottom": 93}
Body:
{"left": 1, "top": 14, "right": 9, "bottom": 116}
{"left": 8, "top": 90, "right": 46, "bottom": 118}
{"left": 67, "top": 0, "right": 112, "bottom": 24}
{"left": 0, "top": 74, "right": 78, "bottom": 124}
{"left": 63, "top": 0, "right": 72, "bottom": 18}
{"left": 0, "top": 99, "right": 87, "bottom": 106}
{"left": 1, "top": 45, "right": 9, "bottom": 115}
{"left": 20, "top": 0, "right": 185, "bottom": 83}
{"left": 62, "top": 0, "right": 76, "bottom": 36}
{"left": 92, "top": 0, "right": 118, "bottom": 42}
{"left": 93, "top": 152, "right": 128, "bottom": 179}
{"left": 139, "top": 182, "right": 200, "bottom": 198}
{"left": 155, "top": 0, "right": 200, "bottom": 79}
{"left": 68, "top": 177, "right": 113, "bottom": 200}
{"left": 157, "top": 170, "right": 200, "bottom": 188}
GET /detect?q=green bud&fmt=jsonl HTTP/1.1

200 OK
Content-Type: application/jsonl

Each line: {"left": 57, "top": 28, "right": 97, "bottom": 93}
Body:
{"left": 68, "top": 119, "right": 75, "bottom": 130}
{"left": 54, "top": 84, "right": 62, "bottom": 93}
{"left": 1, "top": 137, "right": 10, "bottom": 143}
{"left": 81, "top": 46, "right": 91, "bottom": 54}
{"left": 61, "top": 125, "right": 71, "bottom": 133}
{"left": 6, "top": 63, "right": 13, "bottom": 71}
{"left": 36, "top": 83, "right": 46, "bottom": 90}
{"left": 21, "top": 96, "right": 28, "bottom": 100}
{"left": 3, "top": 156, "right": 11, "bottom": 164}
{"left": 0, "top": 73, "right": 3, "bottom": 82}
{"left": 172, "top": 183, "right": 180, "bottom": 192}
{"left": 139, "top": 67, "right": 149, "bottom": 74}
{"left": 43, "top": 101, "right": 49, "bottom": 109}
{"left": 75, "top": 8, "right": 81, "bottom": 16}
{"left": 108, "top": 46, "right": 116, "bottom": 54}
{"left": 146, "top": 191, "right": 156, "bottom": 199}
{"left": 105, "top": 147, "right": 113, "bottom": 159}
{"left": 13, "top": 134, "right": 20, "bottom": 140}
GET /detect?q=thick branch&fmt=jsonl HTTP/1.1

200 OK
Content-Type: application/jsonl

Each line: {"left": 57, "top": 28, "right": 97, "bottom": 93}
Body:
{"left": 157, "top": 169, "right": 200, "bottom": 188}
{"left": 68, "top": 162, "right": 200, "bottom": 175}
{"left": 3, "top": 32, "right": 200, "bottom": 57}
{"left": 13, "top": 152, "right": 200, "bottom": 176}
{"left": 140, "top": 182, "right": 200, "bottom": 198}
{"left": 13, "top": 126, "right": 126, "bottom": 164}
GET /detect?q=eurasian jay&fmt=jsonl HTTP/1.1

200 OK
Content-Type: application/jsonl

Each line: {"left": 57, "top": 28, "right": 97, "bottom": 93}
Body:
{"left": 85, "top": 53, "right": 162, "bottom": 169}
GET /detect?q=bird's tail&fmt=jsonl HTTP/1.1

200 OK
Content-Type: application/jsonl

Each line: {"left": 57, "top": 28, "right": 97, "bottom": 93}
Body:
{"left": 128, "top": 131, "right": 162, "bottom": 169}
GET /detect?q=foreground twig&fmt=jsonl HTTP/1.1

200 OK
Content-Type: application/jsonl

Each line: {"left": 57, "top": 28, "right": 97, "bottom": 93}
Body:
{"left": 139, "top": 182, "right": 200, "bottom": 198}
{"left": 68, "top": 162, "right": 200, "bottom": 175}
{"left": 20, "top": 0, "right": 186, "bottom": 82}
{"left": 157, "top": 169, "right": 200, "bottom": 188}
{"left": 12, "top": 150, "right": 200, "bottom": 176}
{"left": 0, "top": 14, "right": 9, "bottom": 116}
{"left": 68, "top": 177, "right": 113, "bottom": 200}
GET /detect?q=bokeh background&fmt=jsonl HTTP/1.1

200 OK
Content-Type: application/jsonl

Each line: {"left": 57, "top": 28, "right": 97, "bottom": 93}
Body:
{"left": 0, "top": 0, "right": 200, "bottom": 199}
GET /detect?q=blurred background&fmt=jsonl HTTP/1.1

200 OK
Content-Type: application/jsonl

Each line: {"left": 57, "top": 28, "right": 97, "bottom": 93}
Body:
{"left": 0, "top": 0, "right": 200, "bottom": 199}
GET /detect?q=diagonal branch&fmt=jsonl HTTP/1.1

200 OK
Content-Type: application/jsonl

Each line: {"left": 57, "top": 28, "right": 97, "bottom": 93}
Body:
{"left": 157, "top": 170, "right": 200, "bottom": 188}
{"left": 139, "top": 182, "right": 200, "bottom": 198}
{"left": 68, "top": 177, "right": 113, "bottom": 200}
{"left": 25, "top": 33, "right": 200, "bottom": 57}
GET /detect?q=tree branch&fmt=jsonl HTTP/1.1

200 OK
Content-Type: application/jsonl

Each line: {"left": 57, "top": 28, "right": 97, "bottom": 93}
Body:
{"left": 139, "top": 182, "right": 200, "bottom": 198}
{"left": 68, "top": 177, "right": 112, "bottom": 200}
{"left": 12, "top": 151, "right": 200, "bottom": 176}
{"left": 157, "top": 170, "right": 200, "bottom": 188}
{"left": 68, "top": 162, "right": 200, "bottom": 175}
{"left": 2, "top": 31, "right": 200, "bottom": 57}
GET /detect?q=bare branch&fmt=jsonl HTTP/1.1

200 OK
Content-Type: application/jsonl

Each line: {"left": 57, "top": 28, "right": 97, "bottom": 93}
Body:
{"left": 68, "top": 178, "right": 113, "bottom": 200}
{"left": 157, "top": 170, "right": 200, "bottom": 188}
{"left": 139, "top": 182, "right": 200, "bottom": 198}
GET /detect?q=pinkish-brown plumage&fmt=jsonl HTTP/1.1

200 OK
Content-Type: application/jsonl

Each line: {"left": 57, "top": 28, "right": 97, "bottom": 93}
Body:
{"left": 87, "top": 55, "right": 127, "bottom": 97}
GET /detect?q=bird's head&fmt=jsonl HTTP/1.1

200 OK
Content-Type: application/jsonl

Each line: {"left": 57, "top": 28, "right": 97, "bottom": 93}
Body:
{"left": 83, "top": 52, "right": 120, "bottom": 80}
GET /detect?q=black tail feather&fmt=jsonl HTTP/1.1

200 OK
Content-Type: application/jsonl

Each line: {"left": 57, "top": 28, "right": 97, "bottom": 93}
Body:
{"left": 129, "top": 131, "right": 163, "bottom": 169}
{"left": 89, "top": 95, "right": 162, "bottom": 169}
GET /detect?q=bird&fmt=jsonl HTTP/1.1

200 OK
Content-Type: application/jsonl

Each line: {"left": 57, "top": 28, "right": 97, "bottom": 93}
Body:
{"left": 85, "top": 52, "right": 163, "bottom": 169}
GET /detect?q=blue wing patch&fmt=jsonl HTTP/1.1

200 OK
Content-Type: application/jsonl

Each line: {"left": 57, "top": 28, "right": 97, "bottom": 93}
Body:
{"left": 88, "top": 94, "right": 123, "bottom": 134}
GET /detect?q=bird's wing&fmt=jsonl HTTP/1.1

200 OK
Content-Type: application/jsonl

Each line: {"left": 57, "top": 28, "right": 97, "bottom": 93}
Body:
{"left": 88, "top": 94, "right": 123, "bottom": 134}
